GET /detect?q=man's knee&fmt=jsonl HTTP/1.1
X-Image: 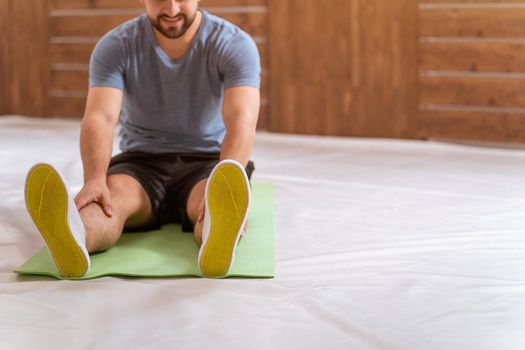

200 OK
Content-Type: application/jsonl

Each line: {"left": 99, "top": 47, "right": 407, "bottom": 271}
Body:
{"left": 107, "top": 174, "right": 132, "bottom": 196}
{"left": 107, "top": 173, "right": 155, "bottom": 229}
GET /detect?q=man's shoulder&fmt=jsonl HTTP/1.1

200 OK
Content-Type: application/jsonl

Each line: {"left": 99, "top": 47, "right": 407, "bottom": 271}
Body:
{"left": 200, "top": 11, "right": 255, "bottom": 51}
{"left": 203, "top": 11, "right": 237, "bottom": 31}
{"left": 90, "top": 14, "right": 148, "bottom": 73}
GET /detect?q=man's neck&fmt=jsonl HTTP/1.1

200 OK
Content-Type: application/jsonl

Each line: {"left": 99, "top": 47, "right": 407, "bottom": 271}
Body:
{"left": 153, "top": 10, "right": 203, "bottom": 60}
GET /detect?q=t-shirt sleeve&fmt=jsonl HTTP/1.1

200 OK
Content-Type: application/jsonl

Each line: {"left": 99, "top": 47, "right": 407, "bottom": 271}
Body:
{"left": 219, "top": 31, "right": 261, "bottom": 89}
{"left": 89, "top": 33, "right": 126, "bottom": 90}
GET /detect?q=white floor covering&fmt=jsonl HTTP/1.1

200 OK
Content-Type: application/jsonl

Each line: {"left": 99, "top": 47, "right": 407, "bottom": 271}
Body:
{"left": 1, "top": 116, "right": 524, "bottom": 349}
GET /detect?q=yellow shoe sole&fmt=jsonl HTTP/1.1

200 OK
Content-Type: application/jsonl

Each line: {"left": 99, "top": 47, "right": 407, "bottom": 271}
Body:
{"left": 199, "top": 162, "right": 250, "bottom": 277}
{"left": 25, "top": 164, "right": 88, "bottom": 277}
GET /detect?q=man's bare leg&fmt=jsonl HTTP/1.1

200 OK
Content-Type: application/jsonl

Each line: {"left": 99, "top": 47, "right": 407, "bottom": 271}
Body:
{"left": 79, "top": 174, "right": 154, "bottom": 253}
{"left": 191, "top": 160, "right": 251, "bottom": 277}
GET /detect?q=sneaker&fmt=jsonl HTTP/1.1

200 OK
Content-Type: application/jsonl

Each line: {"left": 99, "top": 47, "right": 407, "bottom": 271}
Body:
{"left": 198, "top": 160, "right": 251, "bottom": 277}
{"left": 25, "top": 163, "right": 90, "bottom": 277}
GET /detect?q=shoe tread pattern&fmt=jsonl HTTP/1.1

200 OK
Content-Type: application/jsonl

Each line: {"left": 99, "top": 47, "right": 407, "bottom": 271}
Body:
{"left": 200, "top": 163, "right": 249, "bottom": 277}
{"left": 25, "top": 164, "right": 87, "bottom": 277}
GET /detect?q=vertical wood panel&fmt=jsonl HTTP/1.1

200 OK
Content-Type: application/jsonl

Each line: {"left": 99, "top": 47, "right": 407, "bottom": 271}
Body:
{"left": 268, "top": 1, "right": 352, "bottom": 135}
{"left": 0, "top": 0, "right": 50, "bottom": 117}
{"left": 0, "top": 0, "right": 10, "bottom": 114}
{"left": 268, "top": 0, "right": 419, "bottom": 138}
{"left": 356, "top": 0, "right": 420, "bottom": 138}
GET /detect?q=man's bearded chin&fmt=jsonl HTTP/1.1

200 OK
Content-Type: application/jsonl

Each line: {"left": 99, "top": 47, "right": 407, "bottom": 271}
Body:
{"left": 152, "top": 13, "right": 195, "bottom": 39}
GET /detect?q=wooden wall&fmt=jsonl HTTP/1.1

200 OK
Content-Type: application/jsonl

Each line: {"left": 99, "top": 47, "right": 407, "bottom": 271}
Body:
{"left": 3, "top": 0, "right": 525, "bottom": 143}
{"left": 0, "top": 1, "right": 7, "bottom": 115}
{"left": 419, "top": 0, "right": 525, "bottom": 142}
{"left": 268, "top": 0, "right": 419, "bottom": 138}
{"left": 0, "top": 1, "right": 50, "bottom": 116}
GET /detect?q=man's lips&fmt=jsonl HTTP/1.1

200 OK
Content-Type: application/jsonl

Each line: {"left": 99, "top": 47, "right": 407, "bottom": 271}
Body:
{"left": 161, "top": 16, "right": 184, "bottom": 24}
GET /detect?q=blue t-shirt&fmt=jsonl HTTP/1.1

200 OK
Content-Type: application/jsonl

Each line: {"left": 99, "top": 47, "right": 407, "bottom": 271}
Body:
{"left": 89, "top": 10, "right": 261, "bottom": 153}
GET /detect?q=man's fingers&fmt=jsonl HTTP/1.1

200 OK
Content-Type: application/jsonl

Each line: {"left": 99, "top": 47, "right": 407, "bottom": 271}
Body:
{"left": 103, "top": 204, "right": 113, "bottom": 217}
{"left": 101, "top": 192, "right": 113, "bottom": 217}
{"left": 74, "top": 188, "right": 112, "bottom": 217}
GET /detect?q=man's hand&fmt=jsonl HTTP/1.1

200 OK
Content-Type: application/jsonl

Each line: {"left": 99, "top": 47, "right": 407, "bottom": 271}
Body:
{"left": 74, "top": 179, "right": 113, "bottom": 217}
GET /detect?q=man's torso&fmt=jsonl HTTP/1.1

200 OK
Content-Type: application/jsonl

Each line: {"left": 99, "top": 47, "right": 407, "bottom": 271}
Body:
{"left": 89, "top": 11, "right": 261, "bottom": 154}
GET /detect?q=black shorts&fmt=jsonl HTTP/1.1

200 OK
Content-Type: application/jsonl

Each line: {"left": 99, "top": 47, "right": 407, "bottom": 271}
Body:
{"left": 107, "top": 151, "right": 255, "bottom": 232}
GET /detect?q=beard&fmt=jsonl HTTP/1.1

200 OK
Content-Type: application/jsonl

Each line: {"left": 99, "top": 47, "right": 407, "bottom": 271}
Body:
{"left": 150, "top": 12, "right": 196, "bottom": 39}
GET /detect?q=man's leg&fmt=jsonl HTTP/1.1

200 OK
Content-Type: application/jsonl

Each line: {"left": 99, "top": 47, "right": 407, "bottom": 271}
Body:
{"left": 25, "top": 164, "right": 156, "bottom": 277}
{"left": 80, "top": 174, "right": 155, "bottom": 253}
{"left": 190, "top": 160, "right": 252, "bottom": 277}
{"left": 187, "top": 161, "right": 254, "bottom": 246}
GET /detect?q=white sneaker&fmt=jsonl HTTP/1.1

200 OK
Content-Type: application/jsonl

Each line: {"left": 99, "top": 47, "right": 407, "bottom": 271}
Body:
{"left": 25, "top": 163, "right": 90, "bottom": 277}
{"left": 198, "top": 160, "right": 251, "bottom": 277}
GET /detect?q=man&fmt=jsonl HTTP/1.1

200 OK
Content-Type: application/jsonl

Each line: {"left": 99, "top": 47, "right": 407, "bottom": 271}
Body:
{"left": 24, "top": 0, "right": 260, "bottom": 278}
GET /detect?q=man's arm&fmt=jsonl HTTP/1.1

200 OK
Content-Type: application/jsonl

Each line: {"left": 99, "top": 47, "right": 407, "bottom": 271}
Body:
{"left": 220, "top": 86, "right": 260, "bottom": 166}
{"left": 75, "top": 86, "right": 123, "bottom": 216}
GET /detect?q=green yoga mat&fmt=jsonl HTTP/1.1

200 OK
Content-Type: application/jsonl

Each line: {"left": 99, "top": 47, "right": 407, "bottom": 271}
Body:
{"left": 15, "top": 182, "right": 274, "bottom": 280}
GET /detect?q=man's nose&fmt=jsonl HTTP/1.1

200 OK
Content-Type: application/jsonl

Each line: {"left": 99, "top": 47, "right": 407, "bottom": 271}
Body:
{"left": 164, "top": 0, "right": 181, "bottom": 17}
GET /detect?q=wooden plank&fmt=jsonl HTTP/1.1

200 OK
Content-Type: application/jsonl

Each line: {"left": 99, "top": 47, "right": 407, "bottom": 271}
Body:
{"left": 50, "top": 43, "right": 95, "bottom": 64}
{"left": 421, "top": 109, "right": 525, "bottom": 143}
{"left": 51, "top": 70, "right": 89, "bottom": 91}
{"left": 260, "top": 71, "right": 268, "bottom": 103}
{"left": 0, "top": 0, "right": 11, "bottom": 114}
{"left": 257, "top": 43, "right": 268, "bottom": 71}
{"left": 48, "top": 96, "right": 86, "bottom": 118}
{"left": 420, "top": 76, "right": 525, "bottom": 108}
{"left": 50, "top": 13, "right": 141, "bottom": 37}
{"left": 3, "top": 0, "right": 51, "bottom": 117}
{"left": 420, "top": 7, "right": 525, "bottom": 37}
{"left": 52, "top": 0, "right": 266, "bottom": 9}
{"left": 356, "top": 0, "right": 420, "bottom": 138}
{"left": 269, "top": 0, "right": 348, "bottom": 135}
{"left": 50, "top": 11, "right": 266, "bottom": 38}
{"left": 417, "top": 1, "right": 525, "bottom": 143}
{"left": 256, "top": 103, "right": 268, "bottom": 130}
{"left": 420, "top": 42, "right": 525, "bottom": 72}
{"left": 268, "top": 0, "right": 419, "bottom": 137}
{"left": 419, "top": 0, "right": 525, "bottom": 3}
{"left": 52, "top": 0, "right": 142, "bottom": 9}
